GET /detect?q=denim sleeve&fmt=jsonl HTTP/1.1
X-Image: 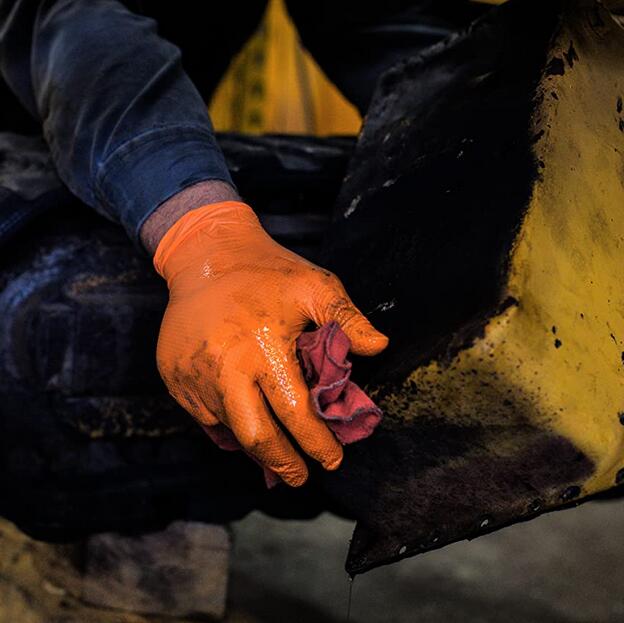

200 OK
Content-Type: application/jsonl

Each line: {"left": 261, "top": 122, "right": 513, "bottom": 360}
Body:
{"left": 0, "top": 0, "right": 233, "bottom": 245}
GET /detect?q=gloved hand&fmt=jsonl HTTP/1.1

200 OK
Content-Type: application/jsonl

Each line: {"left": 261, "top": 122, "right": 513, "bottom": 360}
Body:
{"left": 154, "top": 201, "right": 388, "bottom": 486}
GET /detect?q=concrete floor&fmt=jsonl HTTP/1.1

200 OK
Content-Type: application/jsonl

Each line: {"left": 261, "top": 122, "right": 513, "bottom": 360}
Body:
{"left": 227, "top": 497, "right": 624, "bottom": 622}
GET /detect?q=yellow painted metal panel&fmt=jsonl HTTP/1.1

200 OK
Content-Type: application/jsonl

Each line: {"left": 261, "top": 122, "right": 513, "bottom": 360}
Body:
{"left": 376, "top": 3, "right": 624, "bottom": 499}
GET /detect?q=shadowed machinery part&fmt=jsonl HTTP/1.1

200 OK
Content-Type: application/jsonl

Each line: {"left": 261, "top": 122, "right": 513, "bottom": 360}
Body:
{"left": 0, "top": 134, "right": 355, "bottom": 539}
{"left": 321, "top": 0, "right": 624, "bottom": 573}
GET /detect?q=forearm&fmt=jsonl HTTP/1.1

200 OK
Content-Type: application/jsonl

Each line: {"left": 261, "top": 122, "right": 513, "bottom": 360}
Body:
{"left": 140, "top": 180, "right": 240, "bottom": 256}
{"left": 0, "top": 0, "right": 233, "bottom": 245}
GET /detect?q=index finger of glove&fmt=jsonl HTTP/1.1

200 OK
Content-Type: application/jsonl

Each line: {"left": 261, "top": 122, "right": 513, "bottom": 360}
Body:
{"left": 222, "top": 377, "right": 309, "bottom": 487}
{"left": 256, "top": 352, "right": 343, "bottom": 471}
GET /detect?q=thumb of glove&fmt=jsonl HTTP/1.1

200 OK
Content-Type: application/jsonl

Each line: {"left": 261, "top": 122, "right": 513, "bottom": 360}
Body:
{"left": 334, "top": 305, "right": 389, "bottom": 356}
{"left": 310, "top": 276, "right": 389, "bottom": 356}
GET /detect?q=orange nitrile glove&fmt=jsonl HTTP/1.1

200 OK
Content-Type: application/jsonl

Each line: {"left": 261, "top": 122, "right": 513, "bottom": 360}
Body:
{"left": 153, "top": 201, "right": 389, "bottom": 487}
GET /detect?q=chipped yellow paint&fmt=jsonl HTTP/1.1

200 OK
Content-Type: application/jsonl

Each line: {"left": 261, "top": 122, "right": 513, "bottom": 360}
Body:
{"left": 376, "top": 2, "right": 624, "bottom": 498}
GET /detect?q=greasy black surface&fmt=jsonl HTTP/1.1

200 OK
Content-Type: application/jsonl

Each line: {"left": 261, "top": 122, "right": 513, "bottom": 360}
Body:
{"left": 322, "top": 0, "right": 559, "bottom": 385}
{"left": 336, "top": 417, "right": 593, "bottom": 575}
{"left": 317, "top": 0, "right": 597, "bottom": 574}
{"left": 0, "top": 134, "right": 355, "bottom": 541}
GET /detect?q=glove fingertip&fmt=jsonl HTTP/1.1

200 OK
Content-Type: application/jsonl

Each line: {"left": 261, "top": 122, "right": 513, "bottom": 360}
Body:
{"left": 287, "top": 468, "right": 309, "bottom": 487}
{"left": 346, "top": 323, "right": 389, "bottom": 356}
{"left": 324, "top": 452, "right": 344, "bottom": 471}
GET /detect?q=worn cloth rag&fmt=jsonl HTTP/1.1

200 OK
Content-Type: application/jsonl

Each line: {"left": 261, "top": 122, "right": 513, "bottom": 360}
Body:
{"left": 202, "top": 321, "right": 383, "bottom": 487}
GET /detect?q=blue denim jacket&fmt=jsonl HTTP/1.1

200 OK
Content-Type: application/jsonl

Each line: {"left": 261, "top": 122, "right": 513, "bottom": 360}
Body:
{"left": 0, "top": 0, "right": 482, "bottom": 249}
{"left": 0, "top": 0, "right": 233, "bottom": 246}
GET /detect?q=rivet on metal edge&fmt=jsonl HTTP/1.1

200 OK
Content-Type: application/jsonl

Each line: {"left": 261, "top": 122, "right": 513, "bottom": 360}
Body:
{"left": 561, "top": 485, "right": 581, "bottom": 501}
{"left": 529, "top": 499, "right": 542, "bottom": 513}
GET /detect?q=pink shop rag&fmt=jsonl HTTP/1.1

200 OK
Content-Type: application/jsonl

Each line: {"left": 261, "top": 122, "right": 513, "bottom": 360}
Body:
{"left": 201, "top": 321, "right": 383, "bottom": 487}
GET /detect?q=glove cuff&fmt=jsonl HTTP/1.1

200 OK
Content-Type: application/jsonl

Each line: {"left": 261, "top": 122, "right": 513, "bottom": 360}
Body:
{"left": 153, "top": 201, "right": 258, "bottom": 279}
